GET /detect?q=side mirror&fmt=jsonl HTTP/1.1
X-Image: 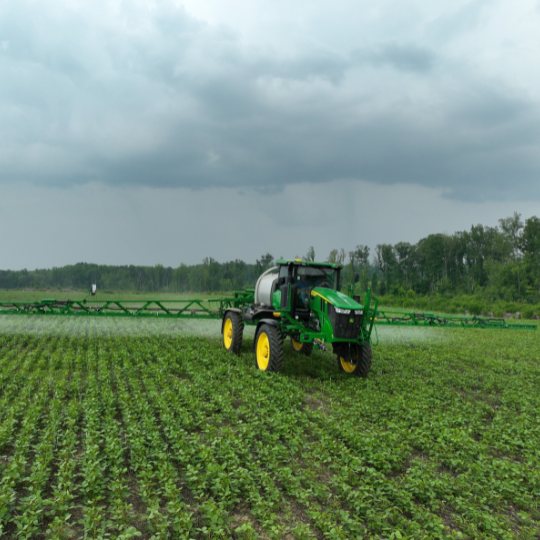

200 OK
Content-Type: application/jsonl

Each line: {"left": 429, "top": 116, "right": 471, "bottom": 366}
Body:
{"left": 353, "top": 272, "right": 359, "bottom": 284}
{"left": 91, "top": 284, "right": 97, "bottom": 295}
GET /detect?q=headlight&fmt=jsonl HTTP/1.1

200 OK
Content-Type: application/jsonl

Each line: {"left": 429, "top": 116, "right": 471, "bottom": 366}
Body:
{"left": 334, "top": 307, "right": 351, "bottom": 314}
{"left": 354, "top": 310, "right": 363, "bottom": 315}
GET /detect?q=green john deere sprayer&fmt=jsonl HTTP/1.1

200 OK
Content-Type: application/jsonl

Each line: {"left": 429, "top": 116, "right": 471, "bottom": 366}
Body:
{"left": 0, "top": 259, "right": 536, "bottom": 377}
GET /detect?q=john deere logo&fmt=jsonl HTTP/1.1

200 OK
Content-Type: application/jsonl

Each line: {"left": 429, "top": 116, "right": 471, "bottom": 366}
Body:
{"left": 349, "top": 318, "right": 354, "bottom": 323}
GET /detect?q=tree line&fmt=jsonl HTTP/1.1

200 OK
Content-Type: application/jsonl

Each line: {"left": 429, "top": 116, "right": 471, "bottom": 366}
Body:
{"left": 0, "top": 256, "right": 276, "bottom": 294}
{"left": 1, "top": 213, "right": 539, "bottom": 307}
{"left": 370, "top": 213, "right": 540, "bottom": 303}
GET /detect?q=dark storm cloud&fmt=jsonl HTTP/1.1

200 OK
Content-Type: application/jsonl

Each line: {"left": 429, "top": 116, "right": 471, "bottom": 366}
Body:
{"left": 0, "top": 1, "right": 539, "bottom": 202}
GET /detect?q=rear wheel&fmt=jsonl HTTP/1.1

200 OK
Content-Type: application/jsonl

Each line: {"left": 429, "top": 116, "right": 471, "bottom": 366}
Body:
{"left": 337, "top": 342, "right": 372, "bottom": 377}
{"left": 223, "top": 312, "right": 244, "bottom": 355}
{"left": 291, "top": 336, "right": 313, "bottom": 356}
{"left": 255, "top": 324, "right": 283, "bottom": 372}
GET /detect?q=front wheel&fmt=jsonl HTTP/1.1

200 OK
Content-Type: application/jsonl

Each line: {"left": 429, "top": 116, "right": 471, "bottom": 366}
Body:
{"left": 223, "top": 312, "right": 244, "bottom": 354}
{"left": 337, "top": 342, "right": 372, "bottom": 377}
{"left": 291, "top": 336, "right": 313, "bottom": 356}
{"left": 255, "top": 324, "right": 283, "bottom": 372}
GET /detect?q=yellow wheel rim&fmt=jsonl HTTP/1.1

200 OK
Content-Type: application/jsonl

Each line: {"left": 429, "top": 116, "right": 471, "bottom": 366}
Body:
{"left": 223, "top": 318, "right": 233, "bottom": 349}
{"left": 256, "top": 332, "right": 270, "bottom": 370}
{"left": 292, "top": 337, "right": 303, "bottom": 352}
{"left": 340, "top": 356, "right": 356, "bottom": 373}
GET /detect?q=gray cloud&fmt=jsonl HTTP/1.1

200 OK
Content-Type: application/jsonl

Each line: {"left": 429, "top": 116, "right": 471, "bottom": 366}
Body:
{"left": 354, "top": 42, "right": 436, "bottom": 72}
{"left": 0, "top": 0, "right": 539, "bottom": 203}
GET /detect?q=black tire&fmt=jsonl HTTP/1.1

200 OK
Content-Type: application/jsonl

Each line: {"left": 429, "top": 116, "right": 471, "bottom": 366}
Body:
{"left": 223, "top": 312, "right": 244, "bottom": 355}
{"left": 290, "top": 336, "right": 313, "bottom": 356}
{"left": 337, "top": 342, "right": 372, "bottom": 377}
{"left": 255, "top": 324, "right": 283, "bottom": 372}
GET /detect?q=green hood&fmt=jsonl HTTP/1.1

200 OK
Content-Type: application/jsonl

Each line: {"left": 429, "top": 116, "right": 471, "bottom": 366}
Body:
{"left": 310, "top": 287, "right": 363, "bottom": 310}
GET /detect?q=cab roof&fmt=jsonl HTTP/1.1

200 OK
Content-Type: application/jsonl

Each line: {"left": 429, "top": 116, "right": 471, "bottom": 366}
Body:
{"left": 275, "top": 259, "right": 343, "bottom": 270}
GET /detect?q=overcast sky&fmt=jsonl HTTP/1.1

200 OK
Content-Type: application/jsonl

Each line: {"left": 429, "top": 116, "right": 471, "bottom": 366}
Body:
{"left": 1, "top": 0, "right": 539, "bottom": 270}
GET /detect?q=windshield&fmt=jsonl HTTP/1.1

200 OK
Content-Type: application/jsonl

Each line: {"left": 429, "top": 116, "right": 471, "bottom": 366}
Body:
{"left": 296, "top": 266, "right": 337, "bottom": 287}
{"left": 295, "top": 266, "right": 339, "bottom": 308}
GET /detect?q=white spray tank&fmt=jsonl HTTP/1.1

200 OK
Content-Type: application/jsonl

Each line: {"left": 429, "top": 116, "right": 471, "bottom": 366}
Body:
{"left": 254, "top": 267, "right": 279, "bottom": 306}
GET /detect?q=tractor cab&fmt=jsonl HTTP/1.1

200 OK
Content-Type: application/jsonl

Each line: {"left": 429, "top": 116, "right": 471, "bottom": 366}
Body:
{"left": 295, "top": 264, "right": 337, "bottom": 308}
{"left": 271, "top": 260, "right": 347, "bottom": 320}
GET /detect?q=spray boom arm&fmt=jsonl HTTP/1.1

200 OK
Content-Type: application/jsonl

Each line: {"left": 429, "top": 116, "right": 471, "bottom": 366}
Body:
{"left": 0, "top": 283, "right": 535, "bottom": 329}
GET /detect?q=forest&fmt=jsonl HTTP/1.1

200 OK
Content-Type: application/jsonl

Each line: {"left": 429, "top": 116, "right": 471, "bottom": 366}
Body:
{"left": 2, "top": 213, "right": 539, "bottom": 315}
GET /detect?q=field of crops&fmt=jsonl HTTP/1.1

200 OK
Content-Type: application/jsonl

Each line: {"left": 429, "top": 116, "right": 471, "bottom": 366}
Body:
{"left": 0, "top": 316, "right": 539, "bottom": 540}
